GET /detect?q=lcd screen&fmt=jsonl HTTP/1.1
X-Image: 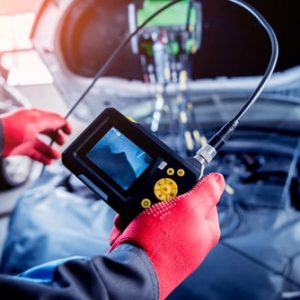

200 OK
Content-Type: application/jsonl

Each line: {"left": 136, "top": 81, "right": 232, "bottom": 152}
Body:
{"left": 86, "top": 127, "right": 153, "bottom": 190}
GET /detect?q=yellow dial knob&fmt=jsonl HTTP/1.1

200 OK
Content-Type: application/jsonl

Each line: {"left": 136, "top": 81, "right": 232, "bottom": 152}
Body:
{"left": 154, "top": 178, "right": 178, "bottom": 201}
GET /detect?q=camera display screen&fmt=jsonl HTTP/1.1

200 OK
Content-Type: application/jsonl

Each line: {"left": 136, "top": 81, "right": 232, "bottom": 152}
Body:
{"left": 86, "top": 127, "right": 153, "bottom": 190}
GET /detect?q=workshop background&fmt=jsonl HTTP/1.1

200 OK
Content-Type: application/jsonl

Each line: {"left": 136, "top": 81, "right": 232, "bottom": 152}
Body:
{"left": 1, "top": 0, "right": 300, "bottom": 299}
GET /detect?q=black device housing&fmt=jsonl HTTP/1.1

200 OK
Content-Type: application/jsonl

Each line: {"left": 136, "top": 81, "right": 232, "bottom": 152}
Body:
{"left": 62, "top": 108, "right": 201, "bottom": 221}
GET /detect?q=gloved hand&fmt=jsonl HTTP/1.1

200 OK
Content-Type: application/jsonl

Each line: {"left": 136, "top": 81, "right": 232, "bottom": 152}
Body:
{"left": 110, "top": 172, "right": 225, "bottom": 300}
{"left": 1, "top": 108, "right": 72, "bottom": 164}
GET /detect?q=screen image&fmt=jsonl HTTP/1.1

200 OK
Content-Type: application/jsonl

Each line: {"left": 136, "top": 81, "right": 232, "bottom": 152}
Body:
{"left": 86, "top": 127, "right": 153, "bottom": 190}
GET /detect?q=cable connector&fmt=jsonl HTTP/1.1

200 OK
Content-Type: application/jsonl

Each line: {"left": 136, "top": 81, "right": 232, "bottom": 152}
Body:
{"left": 194, "top": 143, "right": 217, "bottom": 166}
{"left": 193, "top": 119, "right": 238, "bottom": 170}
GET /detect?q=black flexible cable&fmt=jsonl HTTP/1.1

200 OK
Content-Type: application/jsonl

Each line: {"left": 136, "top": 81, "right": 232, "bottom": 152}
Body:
{"left": 208, "top": 0, "right": 279, "bottom": 151}
{"left": 64, "top": 0, "right": 182, "bottom": 120}
{"left": 230, "top": 0, "right": 279, "bottom": 123}
{"left": 40, "top": 0, "right": 183, "bottom": 177}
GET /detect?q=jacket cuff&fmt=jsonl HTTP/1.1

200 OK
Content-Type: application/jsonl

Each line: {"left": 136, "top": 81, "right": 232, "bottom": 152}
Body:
{"left": 108, "top": 244, "right": 159, "bottom": 299}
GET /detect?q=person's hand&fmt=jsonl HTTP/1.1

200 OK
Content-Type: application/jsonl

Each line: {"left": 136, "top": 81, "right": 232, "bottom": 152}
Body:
{"left": 1, "top": 108, "right": 72, "bottom": 164}
{"left": 110, "top": 173, "right": 225, "bottom": 300}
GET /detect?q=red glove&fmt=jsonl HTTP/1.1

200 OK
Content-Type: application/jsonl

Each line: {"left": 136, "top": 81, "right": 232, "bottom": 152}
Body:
{"left": 110, "top": 172, "right": 225, "bottom": 300}
{"left": 1, "top": 108, "right": 72, "bottom": 164}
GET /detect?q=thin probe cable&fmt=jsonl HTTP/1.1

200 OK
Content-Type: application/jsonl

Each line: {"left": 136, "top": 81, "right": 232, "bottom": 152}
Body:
{"left": 230, "top": 0, "right": 279, "bottom": 123}
{"left": 40, "top": 0, "right": 183, "bottom": 176}
{"left": 44, "top": 0, "right": 278, "bottom": 169}
{"left": 205, "top": 0, "right": 279, "bottom": 153}
{"left": 64, "top": 0, "right": 182, "bottom": 120}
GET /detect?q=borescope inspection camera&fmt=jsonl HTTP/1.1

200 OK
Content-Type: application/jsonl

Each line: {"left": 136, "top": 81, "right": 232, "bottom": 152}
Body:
{"left": 63, "top": 108, "right": 203, "bottom": 220}
{"left": 61, "top": 0, "right": 279, "bottom": 222}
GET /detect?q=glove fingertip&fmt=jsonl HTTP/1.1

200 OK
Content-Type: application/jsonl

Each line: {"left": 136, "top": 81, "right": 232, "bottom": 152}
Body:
{"left": 205, "top": 172, "right": 225, "bottom": 197}
{"left": 209, "top": 172, "right": 225, "bottom": 191}
{"left": 187, "top": 172, "right": 225, "bottom": 206}
{"left": 62, "top": 121, "right": 73, "bottom": 135}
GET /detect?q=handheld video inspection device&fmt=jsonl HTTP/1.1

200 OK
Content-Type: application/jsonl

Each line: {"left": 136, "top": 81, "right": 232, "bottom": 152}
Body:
{"left": 61, "top": 0, "right": 279, "bottom": 222}
{"left": 62, "top": 108, "right": 203, "bottom": 220}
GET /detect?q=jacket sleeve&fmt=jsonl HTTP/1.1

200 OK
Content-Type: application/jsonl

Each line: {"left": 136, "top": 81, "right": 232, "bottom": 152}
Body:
{"left": 0, "top": 244, "right": 159, "bottom": 300}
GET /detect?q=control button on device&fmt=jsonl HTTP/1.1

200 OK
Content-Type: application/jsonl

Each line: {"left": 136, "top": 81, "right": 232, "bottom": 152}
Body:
{"left": 167, "top": 168, "right": 175, "bottom": 176}
{"left": 141, "top": 198, "right": 152, "bottom": 209}
{"left": 154, "top": 178, "right": 178, "bottom": 201}
{"left": 161, "top": 185, "right": 172, "bottom": 195}
{"left": 177, "top": 169, "right": 185, "bottom": 177}
{"left": 158, "top": 161, "right": 168, "bottom": 170}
